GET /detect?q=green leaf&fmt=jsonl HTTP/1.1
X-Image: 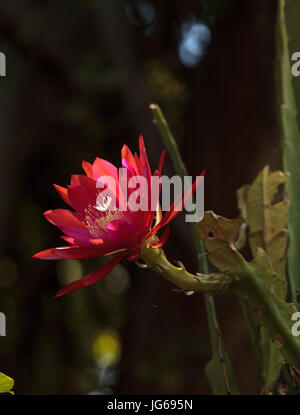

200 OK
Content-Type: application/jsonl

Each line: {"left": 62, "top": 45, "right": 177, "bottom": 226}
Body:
{"left": 245, "top": 166, "right": 289, "bottom": 290}
{"left": 198, "top": 211, "right": 300, "bottom": 370}
{"left": 237, "top": 166, "right": 289, "bottom": 389}
{"left": 197, "top": 211, "right": 245, "bottom": 272}
{"left": 0, "top": 372, "right": 14, "bottom": 394}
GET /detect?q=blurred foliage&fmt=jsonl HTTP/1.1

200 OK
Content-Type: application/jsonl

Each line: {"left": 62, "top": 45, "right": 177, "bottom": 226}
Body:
{"left": 0, "top": 0, "right": 281, "bottom": 394}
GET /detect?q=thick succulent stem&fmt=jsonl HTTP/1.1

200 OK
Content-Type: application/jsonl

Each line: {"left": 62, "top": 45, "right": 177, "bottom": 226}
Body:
{"left": 278, "top": 0, "right": 300, "bottom": 307}
{"left": 141, "top": 246, "right": 234, "bottom": 294}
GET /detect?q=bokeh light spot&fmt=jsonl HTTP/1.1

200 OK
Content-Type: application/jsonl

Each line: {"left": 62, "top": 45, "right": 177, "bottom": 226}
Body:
{"left": 92, "top": 329, "right": 121, "bottom": 367}
{"left": 179, "top": 22, "right": 211, "bottom": 67}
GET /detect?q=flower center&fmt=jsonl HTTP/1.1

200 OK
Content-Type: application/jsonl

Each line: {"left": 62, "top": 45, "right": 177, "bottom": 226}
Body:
{"left": 84, "top": 199, "right": 125, "bottom": 239}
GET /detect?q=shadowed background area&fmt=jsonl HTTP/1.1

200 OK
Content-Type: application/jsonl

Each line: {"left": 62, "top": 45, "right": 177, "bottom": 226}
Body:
{"left": 0, "top": 0, "right": 280, "bottom": 394}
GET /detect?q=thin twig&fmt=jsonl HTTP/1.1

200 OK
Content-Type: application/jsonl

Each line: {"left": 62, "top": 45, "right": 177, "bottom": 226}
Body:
{"left": 217, "top": 329, "right": 232, "bottom": 395}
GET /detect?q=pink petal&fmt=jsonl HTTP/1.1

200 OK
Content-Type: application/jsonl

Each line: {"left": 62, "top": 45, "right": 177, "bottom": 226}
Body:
{"left": 44, "top": 209, "right": 92, "bottom": 244}
{"left": 54, "top": 251, "right": 127, "bottom": 297}
{"left": 152, "top": 171, "right": 205, "bottom": 234}
{"left": 54, "top": 185, "right": 71, "bottom": 206}
{"left": 144, "top": 169, "right": 160, "bottom": 230}
{"left": 158, "top": 149, "right": 166, "bottom": 175}
{"left": 122, "top": 159, "right": 136, "bottom": 178}
{"left": 107, "top": 220, "right": 135, "bottom": 244}
{"left": 139, "top": 134, "right": 146, "bottom": 151}
{"left": 68, "top": 183, "right": 96, "bottom": 214}
{"left": 60, "top": 235, "right": 75, "bottom": 245}
{"left": 44, "top": 209, "right": 85, "bottom": 229}
{"left": 60, "top": 235, "right": 93, "bottom": 247}
{"left": 93, "top": 158, "right": 119, "bottom": 182}
{"left": 82, "top": 160, "right": 93, "bottom": 177}
{"left": 151, "top": 226, "right": 170, "bottom": 248}
{"left": 33, "top": 244, "right": 115, "bottom": 260}
{"left": 139, "top": 135, "right": 151, "bottom": 185}
{"left": 121, "top": 144, "right": 139, "bottom": 174}
{"left": 92, "top": 158, "right": 120, "bottom": 203}
{"left": 70, "top": 175, "right": 98, "bottom": 195}
{"left": 134, "top": 153, "right": 140, "bottom": 172}
{"left": 70, "top": 175, "right": 81, "bottom": 184}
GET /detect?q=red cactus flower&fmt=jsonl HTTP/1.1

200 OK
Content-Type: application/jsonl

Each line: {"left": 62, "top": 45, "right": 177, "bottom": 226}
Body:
{"left": 34, "top": 136, "right": 204, "bottom": 297}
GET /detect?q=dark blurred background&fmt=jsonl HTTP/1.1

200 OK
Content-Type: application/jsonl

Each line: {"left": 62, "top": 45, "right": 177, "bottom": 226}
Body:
{"left": 0, "top": 0, "right": 281, "bottom": 394}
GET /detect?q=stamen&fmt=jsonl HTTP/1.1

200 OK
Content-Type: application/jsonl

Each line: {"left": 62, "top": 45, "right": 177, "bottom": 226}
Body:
{"left": 84, "top": 203, "right": 125, "bottom": 239}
